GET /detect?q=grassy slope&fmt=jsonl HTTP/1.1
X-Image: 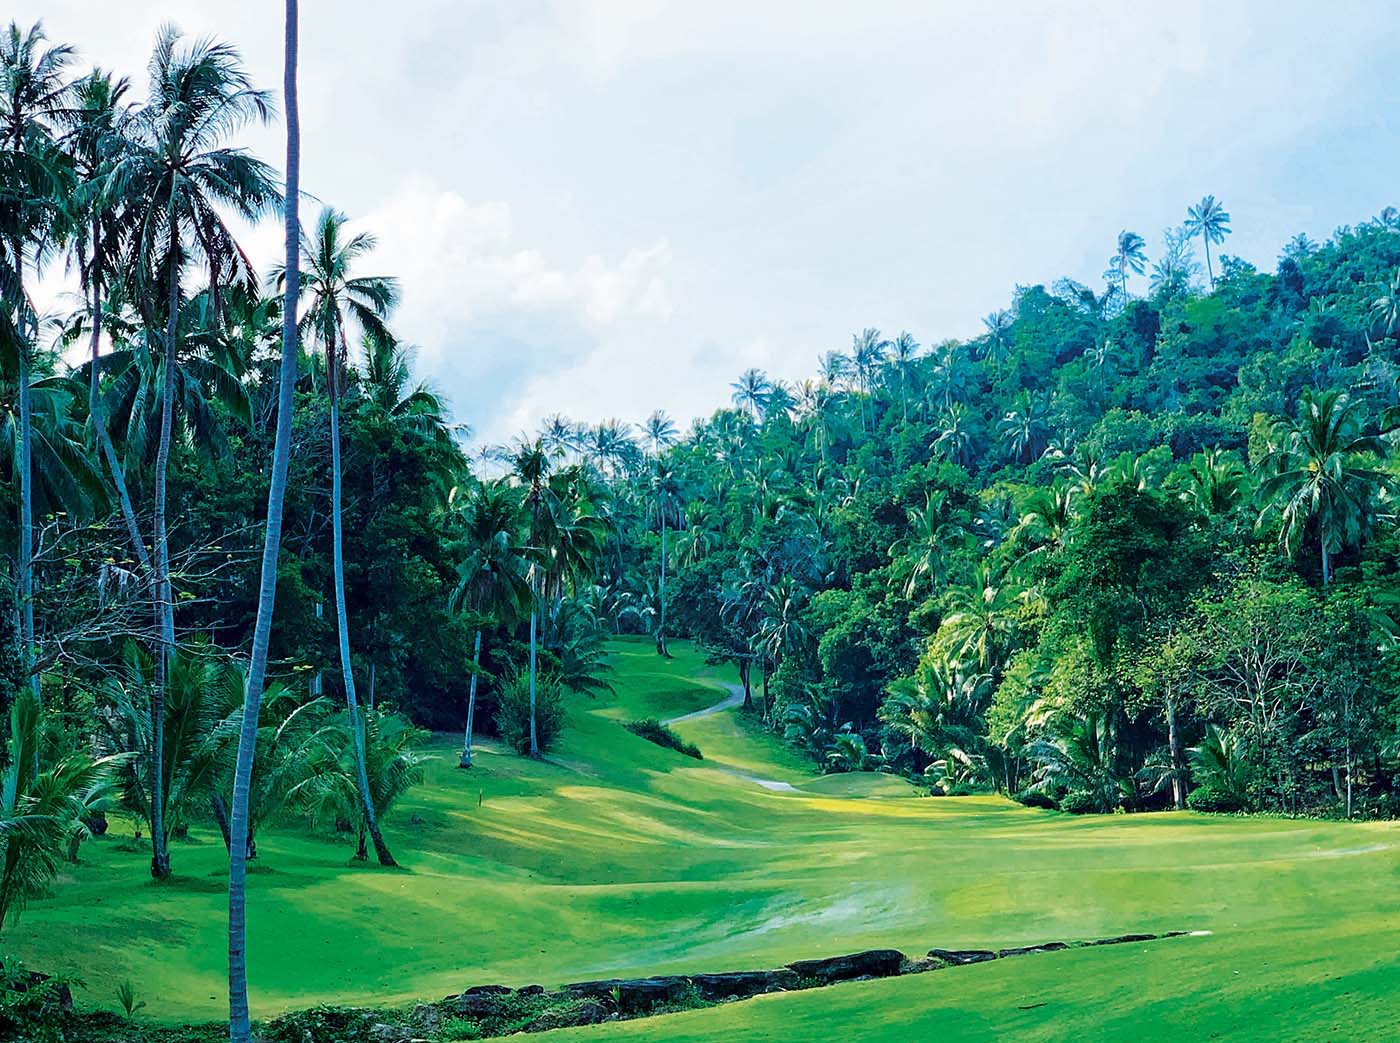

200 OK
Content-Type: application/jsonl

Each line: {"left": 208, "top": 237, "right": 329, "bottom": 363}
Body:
{"left": 17, "top": 638, "right": 1400, "bottom": 1040}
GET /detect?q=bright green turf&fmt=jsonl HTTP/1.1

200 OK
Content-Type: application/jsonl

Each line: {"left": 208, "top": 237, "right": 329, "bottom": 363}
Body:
{"left": 17, "top": 638, "right": 1400, "bottom": 1040}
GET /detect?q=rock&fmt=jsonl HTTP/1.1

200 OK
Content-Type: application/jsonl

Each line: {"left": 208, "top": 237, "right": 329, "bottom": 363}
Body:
{"left": 928, "top": 948, "right": 998, "bottom": 965}
{"left": 447, "top": 984, "right": 514, "bottom": 1018}
{"left": 518, "top": 984, "right": 545, "bottom": 996}
{"left": 786, "top": 949, "right": 906, "bottom": 984}
{"left": 563, "top": 976, "right": 691, "bottom": 1014}
{"left": 1089, "top": 933, "right": 1157, "bottom": 946}
{"left": 368, "top": 1024, "right": 404, "bottom": 1043}
{"left": 688, "top": 969, "right": 799, "bottom": 1000}
{"left": 899, "top": 957, "right": 939, "bottom": 975}
{"left": 996, "top": 942, "right": 1069, "bottom": 958}
{"left": 525, "top": 998, "right": 612, "bottom": 1032}
{"left": 411, "top": 1004, "right": 443, "bottom": 1033}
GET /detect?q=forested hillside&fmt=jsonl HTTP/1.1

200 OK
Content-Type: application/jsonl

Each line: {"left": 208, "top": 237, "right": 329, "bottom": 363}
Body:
{"left": 591, "top": 211, "right": 1400, "bottom": 818}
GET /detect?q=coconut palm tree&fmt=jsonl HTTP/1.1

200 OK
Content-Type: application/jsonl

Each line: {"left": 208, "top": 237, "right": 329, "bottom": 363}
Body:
{"left": 650, "top": 461, "right": 680, "bottom": 656}
{"left": 0, "top": 687, "right": 123, "bottom": 939}
{"left": 112, "top": 25, "right": 277, "bottom": 879}
{"left": 228, "top": 2, "right": 298, "bottom": 1036}
{"left": 730, "top": 367, "right": 771, "bottom": 421}
{"left": 851, "top": 327, "right": 888, "bottom": 431}
{"left": 890, "top": 491, "right": 965, "bottom": 598}
{"left": 1110, "top": 230, "right": 1148, "bottom": 301}
{"left": 1370, "top": 269, "right": 1400, "bottom": 348}
{"left": 886, "top": 330, "right": 920, "bottom": 420}
{"left": 642, "top": 408, "right": 677, "bottom": 455}
{"left": 0, "top": 20, "right": 76, "bottom": 728}
{"left": 1256, "top": 389, "right": 1387, "bottom": 585}
{"left": 56, "top": 69, "right": 150, "bottom": 579}
{"left": 448, "top": 479, "right": 531, "bottom": 767}
{"left": 509, "top": 438, "right": 552, "bottom": 758}
{"left": 283, "top": 205, "right": 399, "bottom": 865}
{"left": 1180, "top": 448, "right": 1250, "bottom": 522}
{"left": 981, "top": 310, "right": 1012, "bottom": 374}
{"left": 1183, "top": 195, "right": 1231, "bottom": 289}
{"left": 998, "top": 389, "right": 1051, "bottom": 464}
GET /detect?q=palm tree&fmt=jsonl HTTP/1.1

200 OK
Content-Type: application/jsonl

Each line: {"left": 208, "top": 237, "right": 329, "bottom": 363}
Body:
{"left": 285, "top": 205, "right": 398, "bottom": 866}
{"left": 650, "top": 462, "right": 680, "bottom": 656}
{"left": 939, "top": 565, "right": 1020, "bottom": 674}
{"left": 887, "top": 330, "right": 920, "bottom": 420}
{"left": 0, "top": 688, "right": 123, "bottom": 939}
{"left": 1183, "top": 195, "right": 1231, "bottom": 289}
{"left": 981, "top": 311, "right": 1012, "bottom": 374}
{"left": 643, "top": 408, "right": 677, "bottom": 455}
{"left": 932, "top": 403, "right": 971, "bottom": 467}
{"left": 1026, "top": 711, "right": 1133, "bottom": 813}
{"left": 1256, "top": 389, "right": 1387, "bottom": 585}
{"left": 1180, "top": 448, "right": 1249, "bottom": 521}
{"left": 112, "top": 25, "right": 277, "bottom": 879}
{"left": 510, "top": 438, "right": 552, "bottom": 758}
{"left": 0, "top": 21, "right": 76, "bottom": 728}
{"left": 1370, "top": 268, "right": 1400, "bottom": 347}
{"left": 56, "top": 69, "right": 151, "bottom": 580}
{"left": 890, "top": 492, "right": 965, "bottom": 598}
{"left": 851, "top": 327, "right": 888, "bottom": 431}
{"left": 730, "top": 367, "right": 771, "bottom": 420}
{"left": 228, "top": 2, "right": 298, "bottom": 1037}
{"left": 448, "top": 479, "right": 531, "bottom": 767}
{"left": 998, "top": 389, "right": 1051, "bottom": 464}
{"left": 1110, "top": 230, "right": 1148, "bottom": 301}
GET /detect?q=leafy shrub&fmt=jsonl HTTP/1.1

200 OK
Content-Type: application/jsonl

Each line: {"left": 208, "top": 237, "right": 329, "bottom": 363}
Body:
{"left": 1186, "top": 785, "right": 1247, "bottom": 813}
{"left": 494, "top": 672, "right": 567, "bottom": 755}
{"left": 1057, "top": 789, "right": 1100, "bottom": 814}
{"left": 1014, "top": 788, "right": 1058, "bottom": 810}
{"left": 625, "top": 719, "right": 702, "bottom": 759}
{"left": 0, "top": 961, "right": 75, "bottom": 1043}
{"left": 262, "top": 1005, "right": 385, "bottom": 1043}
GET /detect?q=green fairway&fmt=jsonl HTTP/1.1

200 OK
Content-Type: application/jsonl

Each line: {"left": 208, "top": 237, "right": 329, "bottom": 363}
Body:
{"left": 19, "top": 638, "right": 1400, "bottom": 1039}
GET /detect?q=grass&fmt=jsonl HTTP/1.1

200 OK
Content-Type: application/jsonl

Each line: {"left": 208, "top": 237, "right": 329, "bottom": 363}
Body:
{"left": 16, "top": 637, "right": 1400, "bottom": 1040}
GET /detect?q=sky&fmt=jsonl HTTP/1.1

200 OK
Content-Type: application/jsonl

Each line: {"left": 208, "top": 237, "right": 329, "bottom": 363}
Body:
{"left": 22, "top": 1, "right": 1400, "bottom": 448}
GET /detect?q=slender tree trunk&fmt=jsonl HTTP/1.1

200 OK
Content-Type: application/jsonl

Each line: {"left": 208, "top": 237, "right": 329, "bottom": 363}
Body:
{"left": 229, "top": 5, "right": 298, "bottom": 1036}
{"left": 330, "top": 331, "right": 395, "bottom": 867}
{"left": 1203, "top": 235, "right": 1214, "bottom": 290}
{"left": 739, "top": 659, "right": 752, "bottom": 711}
{"left": 657, "top": 507, "right": 668, "bottom": 657}
{"left": 13, "top": 236, "right": 38, "bottom": 783}
{"left": 1321, "top": 541, "right": 1331, "bottom": 586}
{"left": 460, "top": 628, "right": 481, "bottom": 768}
{"left": 1346, "top": 737, "right": 1354, "bottom": 820}
{"left": 528, "top": 605, "right": 539, "bottom": 758}
{"left": 1165, "top": 688, "right": 1185, "bottom": 810}
{"left": 148, "top": 202, "right": 182, "bottom": 883}
{"left": 87, "top": 233, "right": 151, "bottom": 576}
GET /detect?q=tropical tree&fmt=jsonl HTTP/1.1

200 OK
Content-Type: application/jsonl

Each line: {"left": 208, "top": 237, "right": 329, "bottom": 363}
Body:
{"left": 286, "top": 204, "right": 399, "bottom": 866}
{"left": 730, "top": 367, "right": 771, "bottom": 421}
{"left": 1026, "top": 710, "right": 1133, "bottom": 813}
{"left": 1183, "top": 195, "right": 1231, "bottom": 289}
{"left": 642, "top": 408, "right": 677, "bottom": 455}
{"left": 851, "top": 327, "right": 888, "bottom": 431}
{"left": 56, "top": 69, "right": 151, "bottom": 578}
{"left": 886, "top": 330, "right": 920, "bottom": 419}
{"left": 448, "top": 479, "right": 531, "bottom": 767}
{"left": 890, "top": 491, "right": 964, "bottom": 598}
{"left": 1256, "top": 389, "right": 1387, "bottom": 584}
{"left": 228, "top": 2, "right": 298, "bottom": 1035}
{"left": 1110, "top": 230, "right": 1148, "bottom": 301}
{"left": 112, "top": 25, "right": 277, "bottom": 879}
{"left": 0, "top": 688, "right": 122, "bottom": 938}
{"left": 650, "top": 462, "right": 681, "bottom": 656}
{"left": 0, "top": 20, "right": 76, "bottom": 728}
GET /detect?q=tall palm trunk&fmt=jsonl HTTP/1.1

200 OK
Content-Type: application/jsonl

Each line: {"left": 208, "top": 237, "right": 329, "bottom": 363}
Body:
{"left": 12, "top": 239, "right": 36, "bottom": 727}
{"left": 229, "top": 3, "right": 298, "bottom": 1037}
{"left": 86, "top": 232, "right": 150, "bottom": 575}
{"left": 1203, "top": 234, "right": 1214, "bottom": 290}
{"left": 459, "top": 628, "right": 481, "bottom": 768}
{"left": 1321, "top": 541, "right": 1332, "bottom": 586}
{"left": 1165, "top": 688, "right": 1185, "bottom": 811}
{"left": 147, "top": 202, "right": 181, "bottom": 881}
{"left": 528, "top": 604, "right": 539, "bottom": 758}
{"left": 330, "top": 331, "right": 394, "bottom": 866}
{"left": 656, "top": 506, "right": 668, "bottom": 657}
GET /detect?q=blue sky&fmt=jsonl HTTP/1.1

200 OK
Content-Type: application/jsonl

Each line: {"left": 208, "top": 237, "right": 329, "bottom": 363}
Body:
{"left": 25, "top": 1, "right": 1400, "bottom": 445}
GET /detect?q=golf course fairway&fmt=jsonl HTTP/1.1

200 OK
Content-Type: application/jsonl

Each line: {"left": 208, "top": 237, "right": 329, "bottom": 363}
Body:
{"left": 17, "top": 638, "right": 1400, "bottom": 1040}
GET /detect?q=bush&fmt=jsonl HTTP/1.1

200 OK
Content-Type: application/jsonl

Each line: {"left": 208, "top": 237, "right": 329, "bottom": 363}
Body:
{"left": 625, "top": 719, "right": 702, "bottom": 759}
{"left": 1057, "top": 790, "right": 1100, "bottom": 815}
{"left": 1186, "top": 785, "right": 1248, "bottom": 813}
{"left": 494, "top": 672, "right": 567, "bottom": 756}
{"left": 1013, "top": 788, "right": 1057, "bottom": 810}
{"left": 0, "top": 961, "right": 75, "bottom": 1043}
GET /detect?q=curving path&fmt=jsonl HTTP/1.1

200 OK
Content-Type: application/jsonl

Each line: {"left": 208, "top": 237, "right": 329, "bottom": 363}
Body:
{"left": 663, "top": 683, "right": 799, "bottom": 793}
